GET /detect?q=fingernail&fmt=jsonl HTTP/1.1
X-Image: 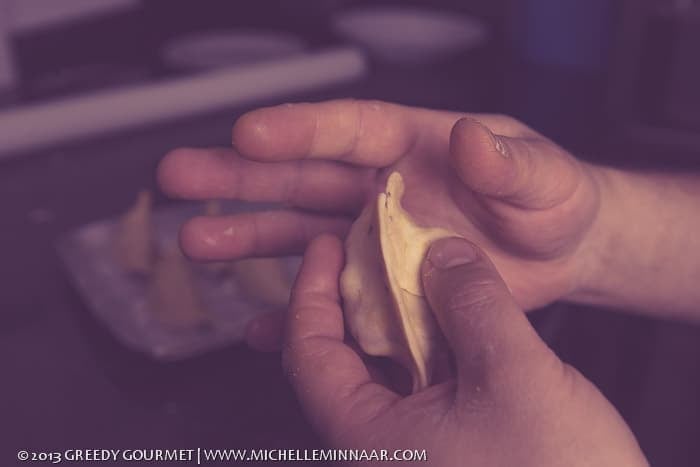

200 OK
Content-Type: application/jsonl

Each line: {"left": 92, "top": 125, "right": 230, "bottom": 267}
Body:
{"left": 474, "top": 120, "right": 508, "bottom": 158}
{"left": 428, "top": 237, "right": 479, "bottom": 269}
{"left": 493, "top": 136, "right": 509, "bottom": 157}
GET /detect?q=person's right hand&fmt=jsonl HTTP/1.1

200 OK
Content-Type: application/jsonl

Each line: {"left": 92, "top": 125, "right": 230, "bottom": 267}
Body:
{"left": 282, "top": 234, "right": 648, "bottom": 466}
{"left": 158, "top": 100, "right": 605, "bottom": 349}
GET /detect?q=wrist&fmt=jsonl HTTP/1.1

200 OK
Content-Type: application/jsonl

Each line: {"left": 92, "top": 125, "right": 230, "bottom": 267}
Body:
{"left": 563, "top": 165, "right": 700, "bottom": 317}
{"left": 565, "top": 164, "right": 623, "bottom": 305}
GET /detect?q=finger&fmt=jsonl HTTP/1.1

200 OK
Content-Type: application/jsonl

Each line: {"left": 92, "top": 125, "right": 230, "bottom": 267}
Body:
{"left": 158, "top": 147, "right": 371, "bottom": 213}
{"left": 449, "top": 117, "right": 583, "bottom": 210}
{"left": 246, "top": 310, "right": 285, "bottom": 352}
{"left": 179, "top": 210, "right": 351, "bottom": 260}
{"left": 232, "top": 100, "right": 537, "bottom": 166}
{"left": 421, "top": 237, "right": 559, "bottom": 403}
{"left": 283, "top": 235, "right": 398, "bottom": 438}
{"left": 232, "top": 100, "right": 415, "bottom": 166}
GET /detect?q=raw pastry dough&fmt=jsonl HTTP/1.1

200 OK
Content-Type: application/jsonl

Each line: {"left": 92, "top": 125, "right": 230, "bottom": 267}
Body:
{"left": 114, "top": 190, "right": 154, "bottom": 274}
{"left": 340, "top": 172, "right": 459, "bottom": 392}
{"left": 148, "top": 245, "right": 210, "bottom": 328}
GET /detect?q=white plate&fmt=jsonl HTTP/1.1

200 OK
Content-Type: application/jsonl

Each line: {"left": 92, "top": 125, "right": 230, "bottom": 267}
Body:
{"left": 57, "top": 201, "right": 299, "bottom": 360}
{"left": 332, "top": 6, "right": 488, "bottom": 65}
{"left": 162, "top": 30, "right": 307, "bottom": 70}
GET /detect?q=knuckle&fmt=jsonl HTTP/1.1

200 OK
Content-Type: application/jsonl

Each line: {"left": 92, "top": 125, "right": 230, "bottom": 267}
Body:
{"left": 359, "top": 100, "right": 414, "bottom": 162}
{"left": 289, "top": 290, "right": 332, "bottom": 314}
{"left": 494, "top": 113, "right": 519, "bottom": 126}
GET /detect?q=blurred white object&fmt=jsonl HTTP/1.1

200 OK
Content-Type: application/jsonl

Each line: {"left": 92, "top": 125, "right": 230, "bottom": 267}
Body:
{"left": 0, "top": 47, "right": 367, "bottom": 158}
{"left": 7, "top": 0, "right": 138, "bottom": 31}
{"left": 332, "top": 6, "right": 488, "bottom": 65}
{"left": 162, "top": 30, "right": 307, "bottom": 71}
{"left": 57, "top": 201, "right": 301, "bottom": 360}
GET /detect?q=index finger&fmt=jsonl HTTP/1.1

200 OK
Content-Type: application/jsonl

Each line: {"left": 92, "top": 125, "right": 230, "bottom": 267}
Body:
{"left": 283, "top": 234, "right": 398, "bottom": 439}
{"left": 232, "top": 99, "right": 538, "bottom": 166}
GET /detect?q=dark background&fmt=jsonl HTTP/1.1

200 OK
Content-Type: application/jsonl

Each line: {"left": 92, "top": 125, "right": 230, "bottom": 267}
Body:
{"left": 1, "top": 0, "right": 699, "bottom": 465}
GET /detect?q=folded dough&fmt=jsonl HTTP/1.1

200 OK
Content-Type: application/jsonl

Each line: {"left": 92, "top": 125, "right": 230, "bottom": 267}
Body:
{"left": 114, "top": 190, "right": 155, "bottom": 274}
{"left": 340, "top": 172, "right": 459, "bottom": 392}
{"left": 148, "top": 245, "right": 210, "bottom": 329}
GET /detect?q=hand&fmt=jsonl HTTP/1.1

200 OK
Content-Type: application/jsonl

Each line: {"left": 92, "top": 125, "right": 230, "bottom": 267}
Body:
{"left": 157, "top": 100, "right": 603, "bottom": 349}
{"left": 283, "top": 234, "right": 647, "bottom": 466}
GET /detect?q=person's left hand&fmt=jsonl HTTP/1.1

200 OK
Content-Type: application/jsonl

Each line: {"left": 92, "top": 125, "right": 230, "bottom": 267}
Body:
{"left": 157, "top": 100, "right": 604, "bottom": 351}
{"left": 283, "top": 234, "right": 648, "bottom": 466}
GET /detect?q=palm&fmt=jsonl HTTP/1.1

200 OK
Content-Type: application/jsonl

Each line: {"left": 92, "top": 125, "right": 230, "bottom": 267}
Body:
{"left": 369, "top": 128, "right": 598, "bottom": 310}
{"left": 323, "top": 367, "right": 640, "bottom": 467}
{"left": 279, "top": 235, "right": 648, "bottom": 467}
{"left": 159, "top": 100, "right": 600, "bottom": 311}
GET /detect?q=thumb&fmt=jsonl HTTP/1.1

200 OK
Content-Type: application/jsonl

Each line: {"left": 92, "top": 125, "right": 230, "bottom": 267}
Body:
{"left": 421, "top": 237, "right": 559, "bottom": 401}
{"left": 449, "top": 117, "right": 582, "bottom": 210}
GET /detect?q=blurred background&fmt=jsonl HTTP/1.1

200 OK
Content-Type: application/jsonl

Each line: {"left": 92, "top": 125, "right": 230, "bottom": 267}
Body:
{"left": 1, "top": 0, "right": 699, "bottom": 465}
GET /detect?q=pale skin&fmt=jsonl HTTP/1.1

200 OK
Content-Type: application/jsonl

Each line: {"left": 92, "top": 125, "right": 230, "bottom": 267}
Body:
{"left": 283, "top": 234, "right": 648, "bottom": 466}
{"left": 158, "top": 99, "right": 700, "bottom": 465}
